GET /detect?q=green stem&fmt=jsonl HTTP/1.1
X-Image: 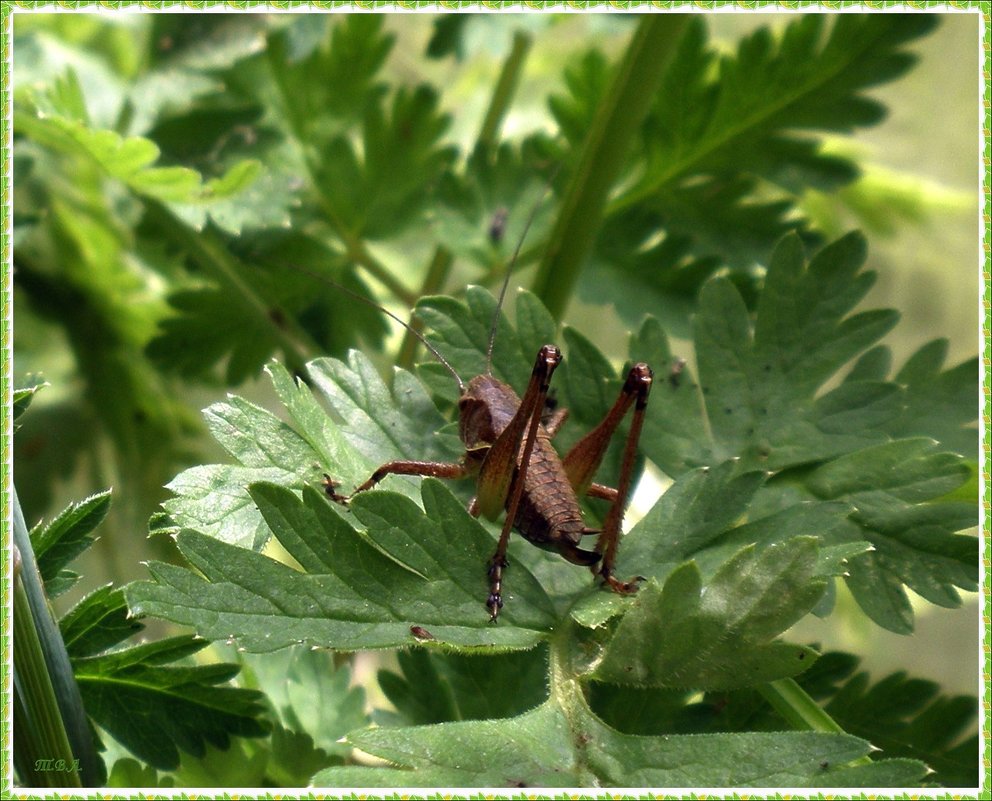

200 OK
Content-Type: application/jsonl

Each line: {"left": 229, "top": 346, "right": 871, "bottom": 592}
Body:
{"left": 13, "top": 561, "right": 80, "bottom": 787}
{"left": 396, "top": 246, "right": 453, "bottom": 373}
{"left": 12, "top": 489, "right": 98, "bottom": 786}
{"left": 760, "top": 678, "right": 843, "bottom": 731}
{"left": 343, "top": 237, "right": 417, "bottom": 308}
{"left": 530, "top": 15, "right": 689, "bottom": 320}
{"left": 397, "top": 30, "right": 533, "bottom": 372}
{"left": 473, "top": 30, "right": 533, "bottom": 163}
{"left": 760, "top": 678, "right": 870, "bottom": 766}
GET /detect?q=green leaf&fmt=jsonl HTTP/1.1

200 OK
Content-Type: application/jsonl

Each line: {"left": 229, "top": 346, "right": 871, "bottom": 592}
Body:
{"left": 817, "top": 657, "right": 978, "bottom": 788}
{"left": 313, "top": 85, "right": 457, "bottom": 239}
{"left": 622, "top": 231, "right": 975, "bottom": 633}
{"left": 59, "top": 586, "right": 143, "bottom": 659}
{"left": 684, "top": 650, "right": 979, "bottom": 787}
{"left": 316, "top": 699, "right": 926, "bottom": 788}
{"left": 107, "top": 758, "right": 174, "bottom": 788}
{"left": 127, "top": 480, "right": 556, "bottom": 652}
{"left": 629, "top": 15, "right": 938, "bottom": 206}
{"left": 575, "top": 15, "right": 937, "bottom": 332}
{"left": 593, "top": 539, "right": 823, "bottom": 690}
{"left": 379, "top": 647, "right": 548, "bottom": 725}
{"left": 264, "top": 724, "right": 335, "bottom": 788}
{"left": 15, "top": 93, "right": 265, "bottom": 234}
{"left": 30, "top": 490, "right": 111, "bottom": 598}
{"left": 72, "top": 636, "right": 268, "bottom": 771}
{"left": 804, "top": 438, "right": 977, "bottom": 632}
{"left": 689, "top": 232, "right": 900, "bottom": 471}
{"left": 13, "top": 381, "right": 48, "bottom": 422}
{"left": 873, "top": 338, "right": 977, "bottom": 456}
{"left": 241, "top": 645, "right": 367, "bottom": 758}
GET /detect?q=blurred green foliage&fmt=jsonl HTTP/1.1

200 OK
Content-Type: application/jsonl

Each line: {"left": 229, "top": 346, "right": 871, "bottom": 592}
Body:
{"left": 11, "top": 11, "right": 979, "bottom": 789}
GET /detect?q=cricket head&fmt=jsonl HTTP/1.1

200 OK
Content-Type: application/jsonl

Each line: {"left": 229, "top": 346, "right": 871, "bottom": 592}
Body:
{"left": 458, "top": 374, "right": 523, "bottom": 451}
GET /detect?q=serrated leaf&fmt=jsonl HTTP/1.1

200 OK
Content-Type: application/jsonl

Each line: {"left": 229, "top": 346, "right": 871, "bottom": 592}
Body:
{"left": 575, "top": 15, "right": 937, "bottom": 330}
{"left": 60, "top": 585, "right": 143, "bottom": 659}
{"left": 31, "top": 490, "right": 111, "bottom": 597}
{"left": 241, "top": 646, "right": 369, "bottom": 786}
{"left": 633, "top": 15, "right": 937, "bottom": 203}
{"left": 107, "top": 758, "right": 174, "bottom": 788}
{"left": 127, "top": 480, "right": 556, "bottom": 652}
{"left": 312, "top": 84, "right": 456, "bottom": 239}
{"left": 264, "top": 724, "right": 337, "bottom": 787}
{"left": 878, "top": 338, "right": 977, "bottom": 456}
{"left": 622, "top": 230, "right": 974, "bottom": 633}
{"left": 593, "top": 539, "right": 824, "bottom": 690}
{"left": 690, "top": 232, "right": 901, "bottom": 470}
{"left": 15, "top": 97, "right": 263, "bottom": 231}
{"left": 431, "top": 143, "right": 558, "bottom": 269}
{"left": 13, "top": 381, "right": 48, "bottom": 422}
{"left": 379, "top": 647, "right": 548, "bottom": 725}
{"left": 72, "top": 636, "right": 268, "bottom": 771}
{"left": 804, "top": 438, "right": 977, "bottom": 632}
{"left": 316, "top": 699, "right": 926, "bottom": 788}
{"left": 691, "top": 650, "right": 978, "bottom": 788}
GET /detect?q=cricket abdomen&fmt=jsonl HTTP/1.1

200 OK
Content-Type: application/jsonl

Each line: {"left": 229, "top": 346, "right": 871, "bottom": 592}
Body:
{"left": 458, "top": 373, "right": 598, "bottom": 566}
{"left": 513, "top": 435, "right": 599, "bottom": 566}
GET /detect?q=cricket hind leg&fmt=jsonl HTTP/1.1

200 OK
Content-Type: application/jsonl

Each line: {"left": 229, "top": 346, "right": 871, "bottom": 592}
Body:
{"left": 561, "top": 363, "right": 653, "bottom": 594}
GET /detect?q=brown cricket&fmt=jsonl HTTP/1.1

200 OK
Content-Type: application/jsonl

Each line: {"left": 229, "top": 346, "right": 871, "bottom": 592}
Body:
{"left": 319, "top": 203, "right": 653, "bottom": 621}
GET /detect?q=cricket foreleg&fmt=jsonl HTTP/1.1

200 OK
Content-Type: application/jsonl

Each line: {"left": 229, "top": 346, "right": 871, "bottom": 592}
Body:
{"left": 561, "top": 363, "right": 653, "bottom": 593}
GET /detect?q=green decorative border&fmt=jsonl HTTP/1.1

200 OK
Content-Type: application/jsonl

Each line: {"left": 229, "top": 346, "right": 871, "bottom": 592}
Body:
{"left": 1, "top": 1, "right": 987, "bottom": 799}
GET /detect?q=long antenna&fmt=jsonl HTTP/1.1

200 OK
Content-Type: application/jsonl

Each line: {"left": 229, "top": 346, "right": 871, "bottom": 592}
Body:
{"left": 281, "top": 263, "right": 466, "bottom": 393}
{"left": 485, "top": 170, "right": 560, "bottom": 376}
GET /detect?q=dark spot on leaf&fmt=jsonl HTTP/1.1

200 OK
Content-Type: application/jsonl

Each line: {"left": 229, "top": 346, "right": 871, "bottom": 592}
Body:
{"left": 269, "top": 307, "right": 287, "bottom": 328}
{"left": 820, "top": 760, "right": 830, "bottom": 770}
{"left": 410, "top": 625, "right": 434, "bottom": 641}
{"left": 724, "top": 407, "right": 733, "bottom": 415}
{"left": 798, "top": 651, "right": 806, "bottom": 660}
{"left": 488, "top": 207, "right": 508, "bottom": 244}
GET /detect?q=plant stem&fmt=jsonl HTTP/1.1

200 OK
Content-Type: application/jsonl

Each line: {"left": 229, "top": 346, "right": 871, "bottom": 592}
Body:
{"left": 530, "top": 15, "right": 689, "bottom": 321}
{"left": 12, "top": 553, "right": 81, "bottom": 787}
{"left": 473, "top": 30, "right": 533, "bottom": 163}
{"left": 759, "top": 678, "right": 870, "bottom": 766}
{"left": 12, "top": 488, "right": 99, "bottom": 786}
{"left": 397, "top": 29, "right": 533, "bottom": 373}
{"left": 760, "top": 678, "right": 843, "bottom": 731}
{"left": 396, "top": 246, "right": 453, "bottom": 372}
